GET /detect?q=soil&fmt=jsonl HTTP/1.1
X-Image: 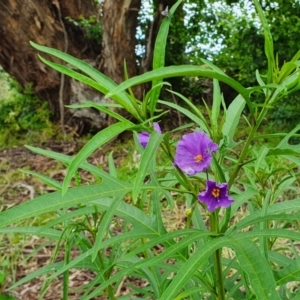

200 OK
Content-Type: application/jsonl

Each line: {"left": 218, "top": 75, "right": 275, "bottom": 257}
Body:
{"left": 0, "top": 141, "right": 125, "bottom": 300}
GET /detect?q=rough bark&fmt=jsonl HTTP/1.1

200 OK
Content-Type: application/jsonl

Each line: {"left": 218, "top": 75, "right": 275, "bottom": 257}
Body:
{"left": 101, "top": 0, "right": 142, "bottom": 98}
{"left": 0, "top": 0, "right": 101, "bottom": 127}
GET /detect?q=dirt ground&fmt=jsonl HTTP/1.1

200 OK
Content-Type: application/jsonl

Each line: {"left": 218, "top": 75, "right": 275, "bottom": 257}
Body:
{"left": 0, "top": 139, "right": 179, "bottom": 299}
{"left": 0, "top": 141, "right": 120, "bottom": 300}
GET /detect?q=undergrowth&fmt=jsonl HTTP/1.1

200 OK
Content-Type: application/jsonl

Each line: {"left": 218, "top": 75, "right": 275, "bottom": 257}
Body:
{"left": 0, "top": 71, "right": 55, "bottom": 150}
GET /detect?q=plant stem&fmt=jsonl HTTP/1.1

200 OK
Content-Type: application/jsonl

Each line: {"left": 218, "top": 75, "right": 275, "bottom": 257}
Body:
{"left": 210, "top": 211, "right": 225, "bottom": 300}
{"left": 90, "top": 230, "right": 116, "bottom": 300}
{"left": 214, "top": 248, "right": 225, "bottom": 300}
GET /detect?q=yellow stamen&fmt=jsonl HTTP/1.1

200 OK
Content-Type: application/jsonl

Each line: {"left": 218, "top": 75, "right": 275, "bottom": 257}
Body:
{"left": 194, "top": 154, "right": 203, "bottom": 163}
{"left": 212, "top": 188, "right": 220, "bottom": 198}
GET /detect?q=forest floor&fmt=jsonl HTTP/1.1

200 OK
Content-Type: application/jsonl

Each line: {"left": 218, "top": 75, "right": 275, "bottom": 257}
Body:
{"left": 1, "top": 129, "right": 299, "bottom": 299}
{"left": 0, "top": 139, "right": 186, "bottom": 300}
{"left": 0, "top": 140, "right": 121, "bottom": 300}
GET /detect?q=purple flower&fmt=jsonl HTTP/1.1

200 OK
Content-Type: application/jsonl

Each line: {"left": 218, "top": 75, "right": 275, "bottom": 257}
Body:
{"left": 198, "top": 181, "right": 234, "bottom": 212}
{"left": 174, "top": 131, "right": 218, "bottom": 175}
{"left": 138, "top": 123, "right": 162, "bottom": 148}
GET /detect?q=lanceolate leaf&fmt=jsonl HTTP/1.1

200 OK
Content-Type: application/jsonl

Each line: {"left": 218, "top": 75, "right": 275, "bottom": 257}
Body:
{"left": 92, "top": 192, "right": 127, "bottom": 261}
{"left": 211, "top": 79, "right": 222, "bottom": 137}
{"left": 274, "top": 260, "right": 300, "bottom": 285}
{"left": 30, "top": 42, "right": 138, "bottom": 117}
{"left": 150, "top": 0, "right": 184, "bottom": 114}
{"left": 0, "top": 227, "right": 61, "bottom": 239}
{"left": 163, "top": 90, "right": 210, "bottom": 133}
{"left": 62, "top": 121, "right": 133, "bottom": 195}
{"left": 84, "top": 231, "right": 217, "bottom": 300}
{"left": 18, "top": 169, "right": 62, "bottom": 190}
{"left": 159, "top": 229, "right": 299, "bottom": 300}
{"left": 233, "top": 240, "right": 280, "bottom": 300}
{"left": 132, "top": 131, "right": 164, "bottom": 203}
{"left": 0, "top": 183, "right": 130, "bottom": 229}
{"left": 253, "top": 0, "right": 275, "bottom": 85}
{"left": 106, "top": 65, "right": 251, "bottom": 105}
{"left": 230, "top": 199, "right": 300, "bottom": 231}
{"left": 25, "top": 145, "right": 126, "bottom": 184}
{"left": 222, "top": 94, "right": 246, "bottom": 145}
{"left": 158, "top": 100, "right": 209, "bottom": 132}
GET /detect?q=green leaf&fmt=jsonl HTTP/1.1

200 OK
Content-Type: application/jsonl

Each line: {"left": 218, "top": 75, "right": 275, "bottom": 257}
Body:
{"left": 92, "top": 192, "right": 127, "bottom": 261}
{"left": 90, "top": 198, "right": 158, "bottom": 233}
{"left": 274, "top": 260, "right": 300, "bottom": 285}
{"left": 36, "top": 206, "right": 97, "bottom": 234}
{"left": 164, "top": 90, "right": 210, "bottom": 133}
{"left": 85, "top": 231, "right": 216, "bottom": 300}
{"left": 150, "top": 0, "right": 184, "bottom": 114}
{"left": 108, "top": 151, "right": 117, "bottom": 177}
{"left": 159, "top": 229, "right": 300, "bottom": 300}
{"left": 18, "top": 169, "right": 62, "bottom": 190}
{"left": 230, "top": 199, "right": 300, "bottom": 231}
{"left": 0, "top": 227, "right": 61, "bottom": 239}
{"left": 25, "top": 145, "right": 122, "bottom": 184}
{"left": 158, "top": 100, "right": 209, "bottom": 132}
{"left": 132, "top": 131, "right": 164, "bottom": 203}
{"left": 124, "top": 229, "right": 212, "bottom": 259}
{"left": 30, "top": 42, "right": 138, "bottom": 118}
{"left": 233, "top": 240, "right": 280, "bottom": 299}
{"left": 67, "top": 101, "right": 128, "bottom": 123}
{"left": 254, "top": 145, "right": 269, "bottom": 173}
{"left": 159, "top": 236, "right": 230, "bottom": 300}
{"left": 254, "top": 0, "right": 275, "bottom": 85}
{"left": 0, "top": 295, "right": 16, "bottom": 300}
{"left": 106, "top": 65, "right": 250, "bottom": 105}
{"left": 8, "top": 262, "right": 63, "bottom": 290}
{"left": 211, "top": 79, "right": 222, "bottom": 136}
{"left": 222, "top": 94, "right": 246, "bottom": 145}
{"left": 62, "top": 121, "right": 133, "bottom": 195}
{"left": 0, "top": 183, "right": 130, "bottom": 228}
{"left": 273, "top": 124, "right": 300, "bottom": 153}
{"left": 230, "top": 187, "right": 258, "bottom": 217}
{"left": 200, "top": 58, "right": 227, "bottom": 75}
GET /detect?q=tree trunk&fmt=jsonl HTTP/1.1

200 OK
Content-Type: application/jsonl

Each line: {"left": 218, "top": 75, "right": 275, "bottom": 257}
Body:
{"left": 101, "top": 0, "right": 142, "bottom": 99}
{"left": 0, "top": 0, "right": 103, "bottom": 129}
{"left": 0, "top": 0, "right": 160, "bottom": 130}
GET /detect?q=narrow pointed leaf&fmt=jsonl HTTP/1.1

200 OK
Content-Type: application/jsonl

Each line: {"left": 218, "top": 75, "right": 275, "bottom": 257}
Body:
{"left": 62, "top": 121, "right": 133, "bottom": 195}
{"left": 234, "top": 240, "right": 280, "bottom": 299}
{"left": 150, "top": 0, "right": 183, "bottom": 114}
{"left": 106, "top": 65, "right": 250, "bottom": 105}
{"left": 132, "top": 131, "right": 164, "bottom": 202}
{"left": 222, "top": 94, "right": 245, "bottom": 145}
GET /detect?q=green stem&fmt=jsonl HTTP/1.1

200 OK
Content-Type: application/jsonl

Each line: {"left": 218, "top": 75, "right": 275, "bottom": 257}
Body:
{"left": 90, "top": 229, "right": 116, "bottom": 300}
{"left": 210, "top": 212, "right": 225, "bottom": 300}
{"left": 214, "top": 248, "right": 225, "bottom": 300}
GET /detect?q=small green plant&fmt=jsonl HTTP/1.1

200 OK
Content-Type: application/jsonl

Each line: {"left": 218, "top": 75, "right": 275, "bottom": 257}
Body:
{"left": 0, "top": 259, "right": 16, "bottom": 300}
{"left": 0, "top": 0, "right": 300, "bottom": 299}
{"left": 66, "top": 15, "right": 102, "bottom": 44}
{"left": 0, "top": 79, "right": 54, "bottom": 149}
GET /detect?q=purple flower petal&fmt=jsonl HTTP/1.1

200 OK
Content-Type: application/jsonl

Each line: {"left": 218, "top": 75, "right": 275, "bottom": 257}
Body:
{"left": 138, "top": 132, "right": 150, "bottom": 148}
{"left": 198, "top": 180, "right": 234, "bottom": 212}
{"left": 138, "top": 122, "right": 162, "bottom": 148}
{"left": 153, "top": 123, "right": 162, "bottom": 134}
{"left": 174, "top": 131, "right": 218, "bottom": 175}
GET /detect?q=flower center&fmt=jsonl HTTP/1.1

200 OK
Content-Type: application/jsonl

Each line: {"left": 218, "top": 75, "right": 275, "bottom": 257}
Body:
{"left": 194, "top": 154, "right": 203, "bottom": 163}
{"left": 211, "top": 188, "right": 220, "bottom": 198}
